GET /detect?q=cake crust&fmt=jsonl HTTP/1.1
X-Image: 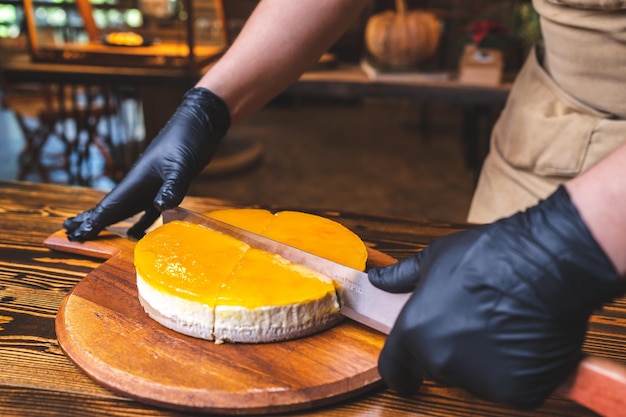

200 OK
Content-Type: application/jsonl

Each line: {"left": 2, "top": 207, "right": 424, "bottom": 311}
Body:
{"left": 137, "top": 272, "right": 342, "bottom": 343}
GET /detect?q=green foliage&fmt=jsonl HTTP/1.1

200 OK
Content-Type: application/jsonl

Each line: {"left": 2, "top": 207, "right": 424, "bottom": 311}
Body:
{"left": 513, "top": 1, "right": 542, "bottom": 50}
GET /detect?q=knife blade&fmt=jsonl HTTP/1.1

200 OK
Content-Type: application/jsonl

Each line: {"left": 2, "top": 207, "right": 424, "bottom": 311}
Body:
{"left": 161, "top": 206, "right": 411, "bottom": 334}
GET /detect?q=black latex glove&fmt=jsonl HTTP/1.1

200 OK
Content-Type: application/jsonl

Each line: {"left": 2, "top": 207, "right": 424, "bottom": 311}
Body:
{"left": 369, "top": 186, "right": 626, "bottom": 409}
{"left": 63, "top": 87, "right": 230, "bottom": 241}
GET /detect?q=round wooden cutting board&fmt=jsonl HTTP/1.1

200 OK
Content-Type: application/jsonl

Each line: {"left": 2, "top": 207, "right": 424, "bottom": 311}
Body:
{"left": 47, "top": 230, "right": 393, "bottom": 414}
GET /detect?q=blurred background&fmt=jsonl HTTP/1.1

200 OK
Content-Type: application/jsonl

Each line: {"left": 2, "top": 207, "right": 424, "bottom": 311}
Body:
{"left": 0, "top": 0, "right": 541, "bottom": 222}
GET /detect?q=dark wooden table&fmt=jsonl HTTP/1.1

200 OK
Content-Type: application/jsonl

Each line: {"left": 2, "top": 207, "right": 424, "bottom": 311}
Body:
{"left": 1, "top": 180, "right": 620, "bottom": 416}
{"left": 289, "top": 64, "right": 511, "bottom": 179}
{"left": 1, "top": 52, "right": 511, "bottom": 103}
{"left": 1, "top": 51, "right": 510, "bottom": 180}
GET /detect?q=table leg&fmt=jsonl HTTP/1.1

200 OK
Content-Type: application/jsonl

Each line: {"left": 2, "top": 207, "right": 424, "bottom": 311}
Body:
{"left": 138, "top": 86, "right": 187, "bottom": 143}
{"left": 462, "top": 104, "right": 500, "bottom": 184}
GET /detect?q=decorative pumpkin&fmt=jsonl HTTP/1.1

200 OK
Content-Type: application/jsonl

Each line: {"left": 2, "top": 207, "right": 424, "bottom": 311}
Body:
{"left": 365, "top": 0, "right": 441, "bottom": 68}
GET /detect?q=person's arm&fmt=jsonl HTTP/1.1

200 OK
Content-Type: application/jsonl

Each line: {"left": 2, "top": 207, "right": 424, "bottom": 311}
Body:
{"left": 199, "top": 0, "right": 370, "bottom": 122}
{"left": 63, "top": 0, "right": 369, "bottom": 241}
{"left": 566, "top": 142, "right": 626, "bottom": 276}
{"left": 368, "top": 144, "right": 626, "bottom": 408}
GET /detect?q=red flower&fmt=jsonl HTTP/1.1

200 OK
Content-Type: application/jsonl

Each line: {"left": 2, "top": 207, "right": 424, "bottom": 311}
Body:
{"left": 469, "top": 20, "right": 508, "bottom": 46}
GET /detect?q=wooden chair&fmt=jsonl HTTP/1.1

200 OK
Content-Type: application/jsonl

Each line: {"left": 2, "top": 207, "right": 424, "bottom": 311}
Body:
{"left": 1, "top": 83, "right": 59, "bottom": 182}
{"left": 1, "top": 81, "right": 120, "bottom": 185}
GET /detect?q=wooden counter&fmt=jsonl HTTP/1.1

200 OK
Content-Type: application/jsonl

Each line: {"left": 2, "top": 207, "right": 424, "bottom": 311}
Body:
{"left": 0, "top": 180, "right": 620, "bottom": 416}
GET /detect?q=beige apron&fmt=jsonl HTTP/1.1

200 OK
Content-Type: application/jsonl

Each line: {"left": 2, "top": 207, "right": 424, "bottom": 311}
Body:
{"left": 467, "top": 0, "right": 626, "bottom": 224}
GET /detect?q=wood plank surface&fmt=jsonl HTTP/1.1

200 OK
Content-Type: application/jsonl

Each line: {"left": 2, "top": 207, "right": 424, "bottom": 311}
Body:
{"left": 1, "top": 180, "right": 624, "bottom": 416}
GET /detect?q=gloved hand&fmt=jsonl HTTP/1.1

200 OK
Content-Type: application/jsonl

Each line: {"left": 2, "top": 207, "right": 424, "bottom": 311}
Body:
{"left": 368, "top": 186, "right": 626, "bottom": 409}
{"left": 63, "top": 87, "right": 230, "bottom": 241}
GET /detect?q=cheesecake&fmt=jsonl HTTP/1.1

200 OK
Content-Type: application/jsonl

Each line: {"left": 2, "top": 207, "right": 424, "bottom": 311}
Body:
{"left": 134, "top": 209, "right": 368, "bottom": 343}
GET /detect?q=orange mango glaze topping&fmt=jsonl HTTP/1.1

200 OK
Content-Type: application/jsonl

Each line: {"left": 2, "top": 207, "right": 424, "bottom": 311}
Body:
{"left": 134, "top": 210, "right": 368, "bottom": 307}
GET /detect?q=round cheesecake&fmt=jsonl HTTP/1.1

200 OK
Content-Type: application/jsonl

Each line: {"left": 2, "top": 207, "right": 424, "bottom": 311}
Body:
{"left": 134, "top": 210, "right": 368, "bottom": 343}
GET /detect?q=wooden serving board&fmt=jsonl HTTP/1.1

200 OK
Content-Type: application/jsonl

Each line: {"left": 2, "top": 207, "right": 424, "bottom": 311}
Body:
{"left": 45, "top": 229, "right": 397, "bottom": 415}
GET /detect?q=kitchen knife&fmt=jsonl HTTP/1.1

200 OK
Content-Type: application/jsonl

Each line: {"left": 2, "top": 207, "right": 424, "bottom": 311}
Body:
{"left": 161, "top": 206, "right": 411, "bottom": 334}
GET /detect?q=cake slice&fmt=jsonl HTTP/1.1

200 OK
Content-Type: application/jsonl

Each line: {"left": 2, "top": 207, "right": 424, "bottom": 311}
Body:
{"left": 214, "top": 248, "right": 341, "bottom": 343}
{"left": 135, "top": 220, "right": 248, "bottom": 340}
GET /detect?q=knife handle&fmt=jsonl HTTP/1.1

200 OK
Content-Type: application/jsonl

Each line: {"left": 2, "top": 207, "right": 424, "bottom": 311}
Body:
{"left": 556, "top": 355, "right": 626, "bottom": 416}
